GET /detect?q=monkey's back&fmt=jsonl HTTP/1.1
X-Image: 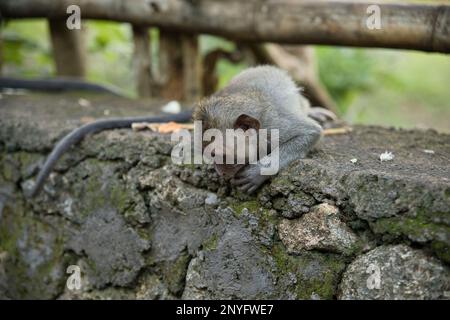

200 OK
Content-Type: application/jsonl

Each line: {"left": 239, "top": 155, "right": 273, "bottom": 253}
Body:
{"left": 225, "top": 65, "right": 310, "bottom": 116}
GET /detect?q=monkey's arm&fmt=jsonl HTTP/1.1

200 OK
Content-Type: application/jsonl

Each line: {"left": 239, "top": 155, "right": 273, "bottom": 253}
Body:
{"left": 232, "top": 118, "right": 322, "bottom": 194}
{"left": 29, "top": 110, "right": 192, "bottom": 197}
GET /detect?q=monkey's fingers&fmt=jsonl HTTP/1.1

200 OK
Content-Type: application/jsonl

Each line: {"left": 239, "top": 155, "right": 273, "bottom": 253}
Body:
{"left": 231, "top": 177, "right": 251, "bottom": 185}
{"left": 238, "top": 182, "right": 254, "bottom": 193}
{"left": 308, "top": 107, "right": 337, "bottom": 121}
{"left": 247, "top": 185, "right": 259, "bottom": 194}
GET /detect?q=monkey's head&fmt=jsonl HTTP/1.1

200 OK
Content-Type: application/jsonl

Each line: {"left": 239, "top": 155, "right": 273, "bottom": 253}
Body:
{"left": 193, "top": 94, "right": 264, "bottom": 178}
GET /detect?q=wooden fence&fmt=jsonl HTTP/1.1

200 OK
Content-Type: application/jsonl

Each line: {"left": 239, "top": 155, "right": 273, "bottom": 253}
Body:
{"left": 0, "top": 0, "right": 449, "bottom": 101}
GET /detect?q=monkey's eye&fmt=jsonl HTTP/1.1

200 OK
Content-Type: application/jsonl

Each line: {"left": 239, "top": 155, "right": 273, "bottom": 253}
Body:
{"left": 238, "top": 124, "right": 249, "bottom": 131}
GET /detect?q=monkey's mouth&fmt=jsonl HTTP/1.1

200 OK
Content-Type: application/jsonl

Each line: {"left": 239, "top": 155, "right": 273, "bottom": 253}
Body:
{"left": 214, "top": 163, "right": 245, "bottom": 178}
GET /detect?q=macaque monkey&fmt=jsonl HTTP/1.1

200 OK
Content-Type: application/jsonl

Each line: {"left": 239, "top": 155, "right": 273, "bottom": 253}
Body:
{"left": 28, "top": 66, "right": 334, "bottom": 197}
{"left": 193, "top": 65, "right": 325, "bottom": 194}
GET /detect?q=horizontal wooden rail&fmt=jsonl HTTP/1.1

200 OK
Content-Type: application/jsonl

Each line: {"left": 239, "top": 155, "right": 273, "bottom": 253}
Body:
{"left": 0, "top": 0, "right": 449, "bottom": 53}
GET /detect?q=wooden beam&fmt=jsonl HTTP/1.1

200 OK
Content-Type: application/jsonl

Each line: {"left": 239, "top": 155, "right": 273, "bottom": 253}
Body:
{"left": 1, "top": 0, "right": 449, "bottom": 53}
{"left": 48, "top": 19, "right": 86, "bottom": 78}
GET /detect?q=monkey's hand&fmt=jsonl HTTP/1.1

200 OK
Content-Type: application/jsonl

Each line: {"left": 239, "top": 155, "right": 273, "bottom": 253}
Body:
{"left": 231, "top": 164, "right": 271, "bottom": 194}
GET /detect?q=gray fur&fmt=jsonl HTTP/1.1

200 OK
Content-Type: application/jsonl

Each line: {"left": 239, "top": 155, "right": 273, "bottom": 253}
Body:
{"left": 194, "top": 65, "right": 323, "bottom": 194}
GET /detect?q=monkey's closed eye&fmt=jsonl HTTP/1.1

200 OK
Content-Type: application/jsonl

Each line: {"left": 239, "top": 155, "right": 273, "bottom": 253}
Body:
{"left": 234, "top": 114, "right": 260, "bottom": 131}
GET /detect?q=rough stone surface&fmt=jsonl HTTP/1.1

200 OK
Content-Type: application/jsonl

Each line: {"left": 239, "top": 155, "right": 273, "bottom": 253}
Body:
{"left": 68, "top": 208, "right": 150, "bottom": 288}
{"left": 0, "top": 93, "right": 449, "bottom": 299}
{"left": 278, "top": 203, "right": 359, "bottom": 255}
{"left": 339, "top": 245, "right": 450, "bottom": 300}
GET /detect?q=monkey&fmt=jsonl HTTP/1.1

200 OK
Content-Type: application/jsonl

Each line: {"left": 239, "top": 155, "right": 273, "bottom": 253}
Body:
{"left": 0, "top": 77, "right": 123, "bottom": 96}
{"left": 194, "top": 65, "right": 325, "bottom": 194}
{"left": 29, "top": 65, "right": 336, "bottom": 197}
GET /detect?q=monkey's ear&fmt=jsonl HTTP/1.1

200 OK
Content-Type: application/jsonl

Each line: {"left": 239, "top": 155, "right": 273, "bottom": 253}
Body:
{"left": 234, "top": 114, "right": 260, "bottom": 131}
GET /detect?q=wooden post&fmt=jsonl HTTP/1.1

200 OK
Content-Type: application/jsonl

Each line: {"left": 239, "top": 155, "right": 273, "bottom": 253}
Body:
{"left": 132, "top": 25, "right": 152, "bottom": 98}
{"left": 181, "top": 34, "right": 202, "bottom": 102}
{"left": 153, "top": 31, "right": 202, "bottom": 102}
{"left": 0, "top": 32, "right": 3, "bottom": 74}
{"left": 156, "top": 29, "right": 184, "bottom": 101}
{"left": 48, "top": 19, "right": 86, "bottom": 78}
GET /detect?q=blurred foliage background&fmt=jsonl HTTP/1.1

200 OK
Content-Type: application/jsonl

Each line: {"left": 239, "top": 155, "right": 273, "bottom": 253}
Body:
{"left": 1, "top": 19, "right": 449, "bottom": 132}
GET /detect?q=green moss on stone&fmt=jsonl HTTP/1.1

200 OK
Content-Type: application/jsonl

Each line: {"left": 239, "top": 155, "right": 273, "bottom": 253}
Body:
{"left": 164, "top": 251, "right": 191, "bottom": 296}
{"left": 0, "top": 200, "right": 65, "bottom": 299}
{"left": 295, "top": 253, "right": 346, "bottom": 300}
{"left": 372, "top": 215, "right": 450, "bottom": 243}
{"left": 431, "top": 241, "right": 450, "bottom": 264}
{"left": 270, "top": 243, "right": 346, "bottom": 299}
{"left": 203, "top": 234, "right": 219, "bottom": 251}
{"left": 270, "top": 243, "right": 296, "bottom": 274}
{"left": 67, "top": 158, "right": 131, "bottom": 219}
{"left": 1, "top": 155, "right": 19, "bottom": 182}
{"left": 229, "top": 200, "right": 259, "bottom": 217}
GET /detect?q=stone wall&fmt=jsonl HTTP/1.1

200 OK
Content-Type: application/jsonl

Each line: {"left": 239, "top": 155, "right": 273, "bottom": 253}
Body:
{"left": 0, "top": 94, "right": 449, "bottom": 299}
